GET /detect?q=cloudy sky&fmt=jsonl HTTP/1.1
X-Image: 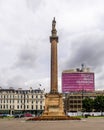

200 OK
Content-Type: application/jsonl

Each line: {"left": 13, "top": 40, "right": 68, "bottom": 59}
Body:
{"left": 0, "top": 0, "right": 104, "bottom": 92}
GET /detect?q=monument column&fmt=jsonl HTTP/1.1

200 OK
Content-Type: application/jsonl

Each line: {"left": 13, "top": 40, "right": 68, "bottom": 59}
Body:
{"left": 50, "top": 17, "right": 58, "bottom": 94}
{"left": 41, "top": 18, "right": 68, "bottom": 119}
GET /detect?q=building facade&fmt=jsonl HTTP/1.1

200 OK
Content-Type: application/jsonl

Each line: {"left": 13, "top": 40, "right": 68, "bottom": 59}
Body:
{"left": 64, "top": 91, "right": 104, "bottom": 112}
{"left": 0, "top": 87, "right": 45, "bottom": 115}
{"left": 62, "top": 65, "right": 95, "bottom": 93}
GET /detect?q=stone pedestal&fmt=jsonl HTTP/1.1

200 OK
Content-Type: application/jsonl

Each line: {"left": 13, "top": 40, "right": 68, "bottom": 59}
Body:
{"left": 42, "top": 93, "right": 65, "bottom": 117}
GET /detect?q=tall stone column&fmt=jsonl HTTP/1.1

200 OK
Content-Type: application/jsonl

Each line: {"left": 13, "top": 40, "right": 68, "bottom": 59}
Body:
{"left": 41, "top": 18, "right": 67, "bottom": 119}
{"left": 50, "top": 17, "right": 58, "bottom": 94}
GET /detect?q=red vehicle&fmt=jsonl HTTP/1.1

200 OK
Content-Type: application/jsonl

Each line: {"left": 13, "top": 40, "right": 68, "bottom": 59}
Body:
{"left": 24, "top": 113, "right": 32, "bottom": 117}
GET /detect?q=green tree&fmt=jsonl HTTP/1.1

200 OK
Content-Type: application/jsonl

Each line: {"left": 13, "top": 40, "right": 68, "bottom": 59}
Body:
{"left": 94, "top": 96, "right": 104, "bottom": 115}
{"left": 82, "top": 97, "right": 94, "bottom": 112}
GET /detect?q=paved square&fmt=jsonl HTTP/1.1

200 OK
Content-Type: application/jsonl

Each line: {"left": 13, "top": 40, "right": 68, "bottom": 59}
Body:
{"left": 0, "top": 118, "right": 104, "bottom": 130}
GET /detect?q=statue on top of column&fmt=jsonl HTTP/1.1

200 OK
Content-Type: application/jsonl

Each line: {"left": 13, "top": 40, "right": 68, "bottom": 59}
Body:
{"left": 52, "top": 17, "right": 56, "bottom": 30}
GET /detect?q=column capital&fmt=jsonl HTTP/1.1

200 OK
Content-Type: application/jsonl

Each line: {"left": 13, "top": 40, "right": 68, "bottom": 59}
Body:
{"left": 50, "top": 36, "right": 58, "bottom": 43}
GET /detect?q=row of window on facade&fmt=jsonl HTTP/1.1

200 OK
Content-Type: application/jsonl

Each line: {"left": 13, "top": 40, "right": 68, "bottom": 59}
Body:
{"left": 0, "top": 100, "right": 43, "bottom": 104}
{"left": 68, "top": 96, "right": 82, "bottom": 99}
{"left": 69, "top": 105, "right": 82, "bottom": 108}
{"left": 0, "top": 95, "right": 44, "bottom": 99}
{"left": 0, "top": 105, "right": 43, "bottom": 110}
{"left": 68, "top": 100, "right": 82, "bottom": 103}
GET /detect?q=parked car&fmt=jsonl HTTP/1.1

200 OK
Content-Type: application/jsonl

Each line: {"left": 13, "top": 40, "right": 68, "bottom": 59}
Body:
{"left": 24, "top": 113, "right": 32, "bottom": 117}
{"left": 14, "top": 114, "right": 24, "bottom": 118}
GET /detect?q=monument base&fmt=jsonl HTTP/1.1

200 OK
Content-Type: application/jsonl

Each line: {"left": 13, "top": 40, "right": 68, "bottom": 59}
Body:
{"left": 42, "top": 93, "right": 65, "bottom": 117}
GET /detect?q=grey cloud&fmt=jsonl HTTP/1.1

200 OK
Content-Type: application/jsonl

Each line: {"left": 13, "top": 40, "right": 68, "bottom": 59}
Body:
{"left": 26, "top": 0, "right": 43, "bottom": 12}
{"left": 15, "top": 43, "right": 38, "bottom": 69}
{"left": 6, "top": 75, "right": 26, "bottom": 89}
{"left": 63, "top": 31, "right": 104, "bottom": 73}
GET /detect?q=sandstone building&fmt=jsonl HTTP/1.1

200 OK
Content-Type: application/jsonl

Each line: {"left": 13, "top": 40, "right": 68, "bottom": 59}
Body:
{"left": 0, "top": 87, "right": 45, "bottom": 115}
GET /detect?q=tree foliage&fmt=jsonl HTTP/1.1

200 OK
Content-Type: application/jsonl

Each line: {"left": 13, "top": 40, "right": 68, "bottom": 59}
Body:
{"left": 82, "top": 97, "right": 94, "bottom": 112}
{"left": 82, "top": 96, "right": 104, "bottom": 113}
{"left": 94, "top": 96, "right": 104, "bottom": 112}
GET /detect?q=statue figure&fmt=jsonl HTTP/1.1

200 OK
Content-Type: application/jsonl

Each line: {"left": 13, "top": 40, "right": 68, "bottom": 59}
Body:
{"left": 52, "top": 17, "right": 56, "bottom": 30}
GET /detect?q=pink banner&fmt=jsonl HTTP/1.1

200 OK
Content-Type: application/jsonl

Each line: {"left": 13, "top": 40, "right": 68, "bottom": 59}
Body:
{"left": 62, "top": 73, "right": 94, "bottom": 92}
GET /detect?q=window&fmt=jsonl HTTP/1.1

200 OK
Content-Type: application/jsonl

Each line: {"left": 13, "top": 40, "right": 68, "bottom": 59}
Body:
{"left": 40, "top": 105, "right": 42, "bottom": 109}
{"left": 27, "top": 105, "right": 29, "bottom": 109}
{"left": 40, "top": 101, "right": 42, "bottom": 104}
{"left": 36, "top": 105, "right": 38, "bottom": 110}
{"left": 70, "top": 100, "right": 73, "bottom": 103}
{"left": 74, "top": 100, "right": 77, "bottom": 103}
{"left": 6, "top": 105, "right": 8, "bottom": 109}
{"left": 32, "top": 105, "right": 33, "bottom": 110}
{"left": 11, "top": 95, "right": 13, "bottom": 98}
{"left": 78, "top": 100, "right": 81, "bottom": 103}
{"left": 74, "top": 105, "right": 77, "bottom": 108}
{"left": 70, "top": 105, "right": 73, "bottom": 108}
{"left": 78, "top": 105, "right": 81, "bottom": 108}
{"left": 17, "top": 105, "right": 19, "bottom": 109}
